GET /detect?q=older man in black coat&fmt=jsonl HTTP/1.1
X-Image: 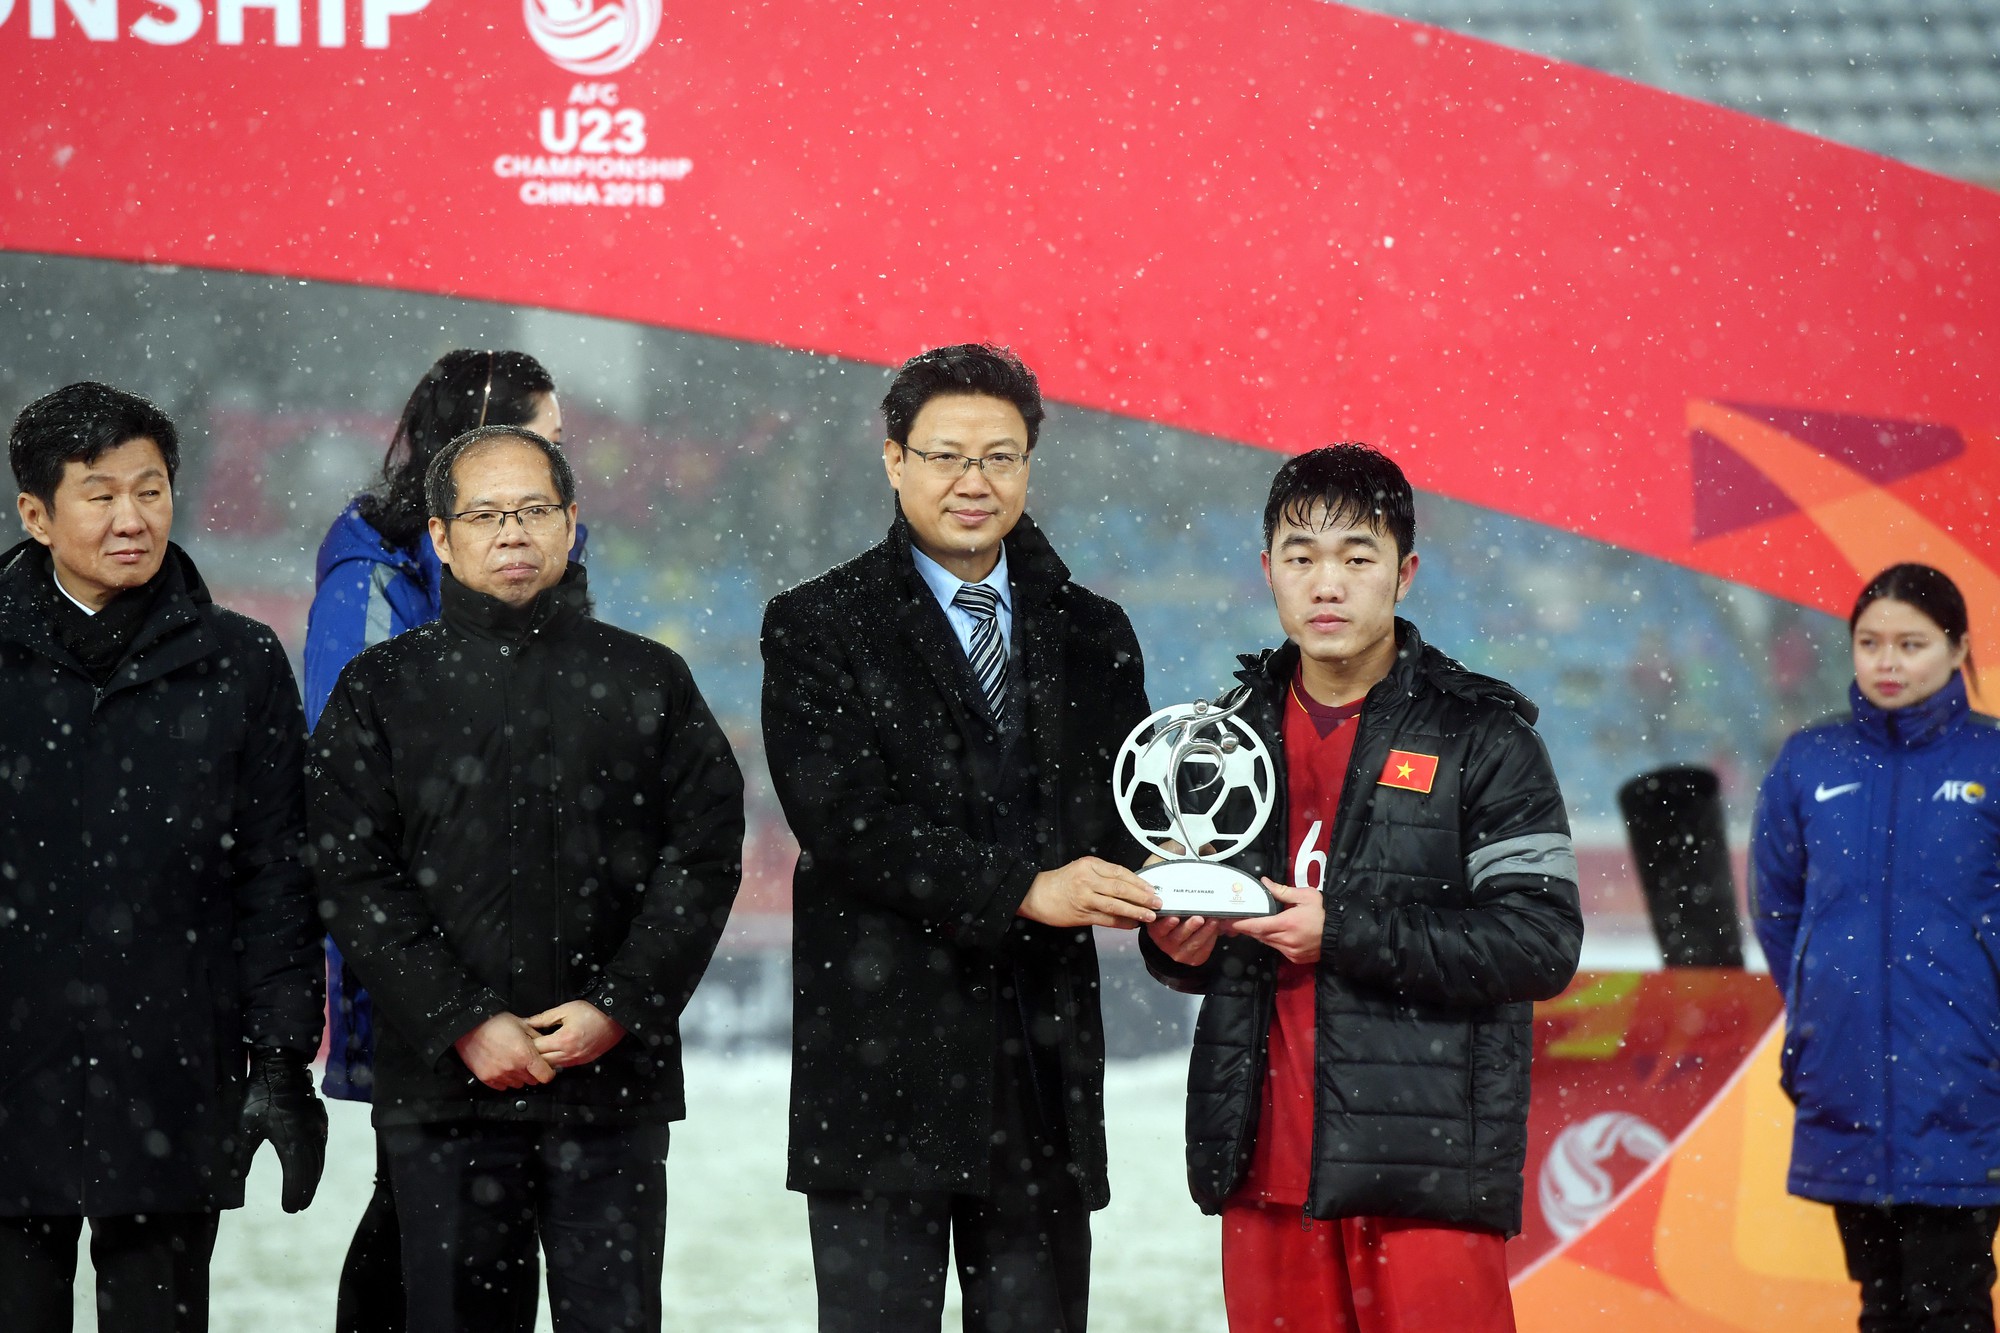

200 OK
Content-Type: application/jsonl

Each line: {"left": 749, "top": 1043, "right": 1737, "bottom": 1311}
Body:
{"left": 0, "top": 383, "right": 326, "bottom": 1333}
{"left": 309, "top": 425, "right": 744, "bottom": 1333}
{"left": 762, "top": 345, "right": 1157, "bottom": 1332}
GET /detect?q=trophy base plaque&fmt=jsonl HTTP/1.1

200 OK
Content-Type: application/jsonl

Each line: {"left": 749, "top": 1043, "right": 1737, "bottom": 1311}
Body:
{"left": 1142, "top": 859, "right": 1277, "bottom": 919}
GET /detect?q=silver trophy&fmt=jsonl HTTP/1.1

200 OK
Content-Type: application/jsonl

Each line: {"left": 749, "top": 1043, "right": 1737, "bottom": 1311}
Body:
{"left": 1114, "top": 693, "right": 1278, "bottom": 918}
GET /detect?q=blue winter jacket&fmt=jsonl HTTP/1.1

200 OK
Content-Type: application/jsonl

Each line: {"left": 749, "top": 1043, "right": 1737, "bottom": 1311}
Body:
{"left": 1751, "top": 674, "right": 2000, "bottom": 1207}
{"left": 304, "top": 503, "right": 444, "bottom": 727}
{"left": 304, "top": 500, "right": 586, "bottom": 1099}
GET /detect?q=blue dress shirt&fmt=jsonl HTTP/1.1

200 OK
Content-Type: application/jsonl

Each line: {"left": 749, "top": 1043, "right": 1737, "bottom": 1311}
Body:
{"left": 911, "top": 543, "right": 1013, "bottom": 662}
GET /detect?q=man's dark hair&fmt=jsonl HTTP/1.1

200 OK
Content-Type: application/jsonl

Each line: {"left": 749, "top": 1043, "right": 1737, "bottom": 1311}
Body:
{"left": 424, "top": 426, "right": 577, "bottom": 521}
{"left": 10, "top": 382, "right": 181, "bottom": 507}
{"left": 881, "top": 344, "right": 1046, "bottom": 452}
{"left": 362, "top": 349, "right": 556, "bottom": 548}
{"left": 1262, "top": 443, "right": 1417, "bottom": 558}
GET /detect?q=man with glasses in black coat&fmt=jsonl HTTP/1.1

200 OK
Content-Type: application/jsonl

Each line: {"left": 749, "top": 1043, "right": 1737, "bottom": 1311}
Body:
{"left": 309, "top": 425, "right": 744, "bottom": 1333}
{"left": 761, "top": 344, "right": 1157, "bottom": 1332}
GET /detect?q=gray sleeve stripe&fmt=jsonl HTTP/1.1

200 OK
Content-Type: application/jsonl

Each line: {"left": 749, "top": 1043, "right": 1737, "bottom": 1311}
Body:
{"left": 1466, "top": 832, "right": 1578, "bottom": 889}
{"left": 363, "top": 564, "right": 397, "bottom": 648}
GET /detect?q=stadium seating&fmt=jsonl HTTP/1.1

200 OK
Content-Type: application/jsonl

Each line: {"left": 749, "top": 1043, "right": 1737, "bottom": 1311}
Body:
{"left": 1349, "top": 0, "right": 2000, "bottom": 184}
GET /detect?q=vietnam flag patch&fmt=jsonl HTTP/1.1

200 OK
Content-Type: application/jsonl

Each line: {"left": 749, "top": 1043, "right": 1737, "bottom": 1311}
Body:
{"left": 1378, "top": 749, "right": 1439, "bottom": 794}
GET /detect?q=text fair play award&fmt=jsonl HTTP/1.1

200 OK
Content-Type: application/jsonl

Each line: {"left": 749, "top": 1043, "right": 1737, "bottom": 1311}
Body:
{"left": 1113, "top": 691, "right": 1278, "bottom": 918}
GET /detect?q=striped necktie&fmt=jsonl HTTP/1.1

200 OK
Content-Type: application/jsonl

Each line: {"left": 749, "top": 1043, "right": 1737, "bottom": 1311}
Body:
{"left": 952, "top": 582, "right": 1010, "bottom": 726}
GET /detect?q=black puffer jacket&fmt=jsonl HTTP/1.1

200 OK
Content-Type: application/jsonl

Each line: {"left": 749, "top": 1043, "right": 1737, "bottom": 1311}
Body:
{"left": 308, "top": 566, "right": 744, "bottom": 1127}
{"left": 0, "top": 541, "right": 321, "bottom": 1216}
{"left": 1141, "top": 623, "right": 1583, "bottom": 1234}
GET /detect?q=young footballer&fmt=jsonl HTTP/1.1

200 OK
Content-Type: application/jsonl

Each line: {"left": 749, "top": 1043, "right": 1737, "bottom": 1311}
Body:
{"left": 1143, "top": 444, "right": 1583, "bottom": 1333}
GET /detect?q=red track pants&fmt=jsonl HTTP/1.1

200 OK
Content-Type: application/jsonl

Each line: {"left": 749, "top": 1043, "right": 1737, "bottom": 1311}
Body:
{"left": 1220, "top": 1201, "right": 1517, "bottom": 1333}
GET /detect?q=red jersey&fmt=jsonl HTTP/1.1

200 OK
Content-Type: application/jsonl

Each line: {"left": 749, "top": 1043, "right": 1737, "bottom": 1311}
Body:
{"left": 1236, "top": 675, "right": 1362, "bottom": 1206}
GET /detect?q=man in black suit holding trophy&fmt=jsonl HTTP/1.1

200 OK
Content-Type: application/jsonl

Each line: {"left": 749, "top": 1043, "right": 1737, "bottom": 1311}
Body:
{"left": 760, "top": 344, "right": 1156, "bottom": 1332}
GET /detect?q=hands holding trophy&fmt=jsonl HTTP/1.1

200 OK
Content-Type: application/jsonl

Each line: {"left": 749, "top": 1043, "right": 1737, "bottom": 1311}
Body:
{"left": 1114, "top": 690, "right": 1278, "bottom": 918}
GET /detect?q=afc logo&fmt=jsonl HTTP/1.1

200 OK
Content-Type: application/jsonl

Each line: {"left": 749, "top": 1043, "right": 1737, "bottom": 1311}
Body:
{"left": 524, "top": 0, "right": 661, "bottom": 76}
{"left": 1933, "top": 780, "right": 1988, "bottom": 805}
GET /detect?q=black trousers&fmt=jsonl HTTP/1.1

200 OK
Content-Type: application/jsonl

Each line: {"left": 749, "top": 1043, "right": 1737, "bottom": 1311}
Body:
{"left": 807, "top": 1167, "right": 1091, "bottom": 1333}
{"left": 335, "top": 1132, "right": 404, "bottom": 1333}
{"left": 383, "top": 1120, "right": 669, "bottom": 1333}
{"left": 0, "top": 1211, "right": 220, "bottom": 1333}
{"left": 808, "top": 1014, "right": 1090, "bottom": 1333}
{"left": 1834, "top": 1202, "right": 2000, "bottom": 1333}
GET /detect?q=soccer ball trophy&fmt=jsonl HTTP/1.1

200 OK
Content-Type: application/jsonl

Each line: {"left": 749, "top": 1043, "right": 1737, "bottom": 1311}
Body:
{"left": 1113, "top": 692, "right": 1278, "bottom": 918}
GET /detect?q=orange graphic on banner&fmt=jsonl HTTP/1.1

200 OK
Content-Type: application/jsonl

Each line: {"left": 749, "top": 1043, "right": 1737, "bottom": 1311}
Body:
{"left": 1685, "top": 400, "right": 2000, "bottom": 701}
{"left": 1508, "top": 975, "right": 2000, "bottom": 1329}
{"left": 1378, "top": 750, "right": 1438, "bottom": 793}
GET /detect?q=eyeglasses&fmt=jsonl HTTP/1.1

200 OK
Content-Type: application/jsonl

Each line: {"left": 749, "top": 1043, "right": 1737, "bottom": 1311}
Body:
{"left": 900, "top": 446, "right": 1029, "bottom": 480}
{"left": 449, "top": 504, "right": 568, "bottom": 534}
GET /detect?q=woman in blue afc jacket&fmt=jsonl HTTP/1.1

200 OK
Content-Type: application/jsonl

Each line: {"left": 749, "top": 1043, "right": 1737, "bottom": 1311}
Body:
{"left": 304, "top": 348, "right": 580, "bottom": 1333}
{"left": 1753, "top": 563, "right": 2000, "bottom": 1332}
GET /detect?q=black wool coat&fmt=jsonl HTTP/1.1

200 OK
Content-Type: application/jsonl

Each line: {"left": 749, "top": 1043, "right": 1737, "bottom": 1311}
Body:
{"left": 0, "top": 541, "right": 322, "bottom": 1216}
{"left": 1141, "top": 624, "right": 1584, "bottom": 1234}
{"left": 308, "top": 566, "right": 744, "bottom": 1127}
{"left": 761, "top": 515, "right": 1150, "bottom": 1208}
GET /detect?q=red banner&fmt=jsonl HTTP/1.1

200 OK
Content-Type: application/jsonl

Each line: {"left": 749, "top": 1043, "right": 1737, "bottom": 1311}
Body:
{"left": 6, "top": 0, "right": 1997, "bottom": 651}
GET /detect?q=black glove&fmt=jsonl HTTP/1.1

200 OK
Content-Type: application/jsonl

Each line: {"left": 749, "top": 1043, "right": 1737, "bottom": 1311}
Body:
{"left": 237, "top": 1048, "right": 329, "bottom": 1213}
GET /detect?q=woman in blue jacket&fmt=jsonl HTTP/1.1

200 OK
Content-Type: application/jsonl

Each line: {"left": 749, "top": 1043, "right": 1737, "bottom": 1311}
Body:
{"left": 305, "top": 348, "right": 575, "bottom": 1333}
{"left": 1753, "top": 563, "right": 1999, "bottom": 1332}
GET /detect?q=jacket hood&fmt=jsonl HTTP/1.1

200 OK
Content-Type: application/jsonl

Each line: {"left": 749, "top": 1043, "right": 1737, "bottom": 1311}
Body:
{"left": 1848, "top": 671, "right": 1972, "bottom": 749}
{"left": 1232, "top": 618, "right": 1539, "bottom": 725}
{"left": 439, "top": 561, "right": 591, "bottom": 642}
{"left": 316, "top": 499, "right": 440, "bottom": 599}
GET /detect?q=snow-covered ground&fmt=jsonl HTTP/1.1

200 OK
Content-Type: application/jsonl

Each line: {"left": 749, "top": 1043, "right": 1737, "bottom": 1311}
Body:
{"left": 73, "top": 1053, "right": 1225, "bottom": 1331}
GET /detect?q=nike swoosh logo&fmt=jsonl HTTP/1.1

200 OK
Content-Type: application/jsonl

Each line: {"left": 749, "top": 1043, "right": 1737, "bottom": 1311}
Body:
{"left": 1815, "top": 782, "right": 1861, "bottom": 802}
